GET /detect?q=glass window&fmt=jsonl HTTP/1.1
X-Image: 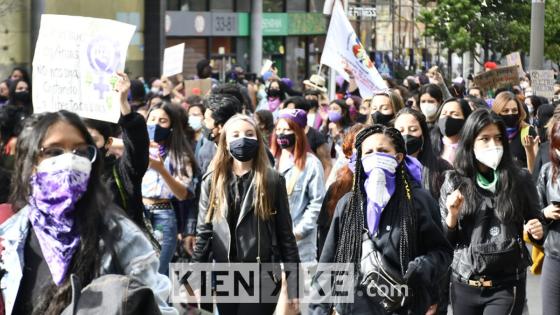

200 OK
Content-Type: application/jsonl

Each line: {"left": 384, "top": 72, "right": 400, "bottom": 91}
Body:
{"left": 179, "top": 0, "right": 208, "bottom": 11}
{"left": 236, "top": 0, "right": 251, "bottom": 11}
{"left": 264, "top": 0, "right": 284, "bottom": 12}
{"left": 167, "top": 0, "right": 179, "bottom": 10}
{"left": 287, "top": 0, "right": 306, "bottom": 12}
{"left": 309, "top": 0, "right": 325, "bottom": 12}
{"left": 210, "top": 0, "right": 234, "bottom": 11}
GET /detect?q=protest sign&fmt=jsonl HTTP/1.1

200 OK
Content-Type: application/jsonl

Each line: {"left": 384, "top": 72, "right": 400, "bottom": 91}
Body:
{"left": 320, "top": 1, "right": 387, "bottom": 98}
{"left": 530, "top": 70, "right": 555, "bottom": 100}
{"left": 183, "top": 78, "right": 213, "bottom": 97}
{"left": 163, "top": 43, "right": 185, "bottom": 77}
{"left": 473, "top": 66, "right": 520, "bottom": 90}
{"left": 32, "top": 14, "right": 136, "bottom": 123}
{"left": 505, "top": 52, "right": 525, "bottom": 77}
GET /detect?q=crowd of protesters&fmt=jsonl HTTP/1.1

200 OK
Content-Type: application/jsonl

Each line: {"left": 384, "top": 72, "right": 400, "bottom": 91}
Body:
{"left": 1, "top": 59, "right": 560, "bottom": 315}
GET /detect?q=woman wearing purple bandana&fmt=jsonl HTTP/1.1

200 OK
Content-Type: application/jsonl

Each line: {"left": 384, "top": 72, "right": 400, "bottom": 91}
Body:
{"left": 0, "top": 111, "right": 177, "bottom": 315}
{"left": 310, "top": 125, "right": 452, "bottom": 315}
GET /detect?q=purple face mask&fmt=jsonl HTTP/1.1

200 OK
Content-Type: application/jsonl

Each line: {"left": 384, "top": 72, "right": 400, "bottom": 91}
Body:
{"left": 328, "top": 110, "right": 343, "bottom": 123}
{"left": 268, "top": 97, "right": 281, "bottom": 112}
{"left": 28, "top": 153, "right": 92, "bottom": 285}
{"left": 361, "top": 152, "right": 398, "bottom": 236}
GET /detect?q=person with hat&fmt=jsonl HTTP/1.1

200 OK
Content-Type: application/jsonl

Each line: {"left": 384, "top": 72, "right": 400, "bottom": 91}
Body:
{"left": 271, "top": 108, "right": 325, "bottom": 315}
{"left": 303, "top": 74, "right": 327, "bottom": 94}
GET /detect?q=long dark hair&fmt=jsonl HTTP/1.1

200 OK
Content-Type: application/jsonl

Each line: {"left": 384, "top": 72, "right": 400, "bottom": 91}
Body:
{"left": 148, "top": 102, "right": 199, "bottom": 178}
{"left": 395, "top": 107, "right": 449, "bottom": 199}
{"left": 431, "top": 98, "right": 473, "bottom": 156}
{"left": 334, "top": 125, "right": 417, "bottom": 275}
{"left": 9, "top": 110, "right": 121, "bottom": 315}
{"left": 454, "top": 108, "right": 524, "bottom": 223}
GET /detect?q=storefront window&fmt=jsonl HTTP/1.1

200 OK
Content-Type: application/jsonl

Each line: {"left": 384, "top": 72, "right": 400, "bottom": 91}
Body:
{"left": 309, "top": 0, "right": 325, "bottom": 12}
{"left": 210, "top": 0, "right": 234, "bottom": 11}
{"left": 264, "top": 0, "right": 284, "bottom": 12}
{"left": 175, "top": 0, "right": 208, "bottom": 11}
{"left": 236, "top": 0, "right": 251, "bottom": 11}
{"left": 287, "top": 0, "right": 306, "bottom": 12}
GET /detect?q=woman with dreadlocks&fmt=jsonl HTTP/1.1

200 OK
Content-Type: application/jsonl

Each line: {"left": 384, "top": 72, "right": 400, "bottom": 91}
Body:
{"left": 310, "top": 125, "right": 452, "bottom": 315}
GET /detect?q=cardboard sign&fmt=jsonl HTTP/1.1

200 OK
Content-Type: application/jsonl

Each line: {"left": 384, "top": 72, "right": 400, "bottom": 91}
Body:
{"left": 32, "top": 14, "right": 136, "bottom": 123}
{"left": 473, "top": 66, "right": 520, "bottom": 90}
{"left": 530, "top": 70, "right": 555, "bottom": 100}
{"left": 183, "top": 78, "right": 212, "bottom": 97}
{"left": 162, "top": 43, "right": 185, "bottom": 77}
{"left": 505, "top": 52, "right": 525, "bottom": 77}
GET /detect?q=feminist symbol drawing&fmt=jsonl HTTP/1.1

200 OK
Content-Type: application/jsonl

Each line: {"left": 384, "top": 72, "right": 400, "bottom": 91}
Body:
{"left": 87, "top": 37, "right": 121, "bottom": 99}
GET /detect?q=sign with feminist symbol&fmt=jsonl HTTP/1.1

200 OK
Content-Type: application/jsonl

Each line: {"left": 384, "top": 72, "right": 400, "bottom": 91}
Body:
{"left": 32, "top": 15, "right": 136, "bottom": 123}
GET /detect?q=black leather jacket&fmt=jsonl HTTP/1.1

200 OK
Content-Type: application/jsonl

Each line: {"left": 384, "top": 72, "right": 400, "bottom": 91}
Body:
{"left": 192, "top": 167, "right": 301, "bottom": 297}
{"left": 536, "top": 162, "right": 560, "bottom": 259}
{"left": 439, "top": 170, "right": 544, "bottom": 280}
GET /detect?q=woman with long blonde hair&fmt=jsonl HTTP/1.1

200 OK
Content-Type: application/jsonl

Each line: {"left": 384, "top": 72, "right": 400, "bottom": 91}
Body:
{"left": 192, "top": 114, "right": 300, "bottom": 315}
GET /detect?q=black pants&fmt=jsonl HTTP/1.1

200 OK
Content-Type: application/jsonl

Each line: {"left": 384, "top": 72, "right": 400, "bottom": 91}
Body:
{"left": 542, "top": 255, "right": 560, "bottom": 314}
{"left": 450, "top": 278, "right": 525, "bottom": 315}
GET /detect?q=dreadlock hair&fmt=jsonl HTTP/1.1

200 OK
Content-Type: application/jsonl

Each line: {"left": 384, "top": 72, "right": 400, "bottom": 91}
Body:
{"left": 333, "top": 124, "right": 418, "bottom": 276}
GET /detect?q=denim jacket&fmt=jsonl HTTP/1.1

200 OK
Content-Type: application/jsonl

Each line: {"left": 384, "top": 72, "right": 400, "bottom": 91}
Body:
{"left": 278, "top": 153, "right": 325, "bottom": 262}
{"left": 0, "top": 206, "right": 178, "bottom": 315}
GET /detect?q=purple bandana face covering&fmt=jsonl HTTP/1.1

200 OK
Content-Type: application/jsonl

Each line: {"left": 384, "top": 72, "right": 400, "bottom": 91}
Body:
{"left": 348, "top": 152, "right": 357, "bottom": 173}
{"left": 28, "top": 153, "right": 91, "bottom": 285}
{"left": 328, "top": 110, "right": 343, "bottom": 123}
{"left": 268, "top": 97, "right": 281, "bottom": 112}
{"left": 361, "top": 152, "right": 398, "bottom": 236}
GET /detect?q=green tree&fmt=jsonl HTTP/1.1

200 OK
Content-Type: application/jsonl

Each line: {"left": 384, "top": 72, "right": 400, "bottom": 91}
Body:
{"left": 419, "top": 0, "right": 532, "bottom": 63}
{"left": 545, "top": 0, "right": 560, "bottom": 66}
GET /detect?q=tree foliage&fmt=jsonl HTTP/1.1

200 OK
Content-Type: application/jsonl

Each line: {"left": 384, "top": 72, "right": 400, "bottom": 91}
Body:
{"left": 418, "top": 0, "right": 560, "bottom": 64}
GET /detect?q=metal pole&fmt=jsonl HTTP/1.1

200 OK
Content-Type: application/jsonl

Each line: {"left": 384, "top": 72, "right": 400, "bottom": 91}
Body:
{"left": 529, "top": 0, "right": 545, "bottom": 70}
{"left": 250, "top": 0, "right": 263, "bottom": 74}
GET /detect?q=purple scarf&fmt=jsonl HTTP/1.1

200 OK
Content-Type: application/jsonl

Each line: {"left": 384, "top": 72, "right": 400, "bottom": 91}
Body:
{"left": 28, "top": 154, "right": 91, "bottom": 285}
{"left": 506, "top": 127, "right": 519, "bottom": 140}
{"left": 362, "top": 152, "right": 398, "bottom": 236}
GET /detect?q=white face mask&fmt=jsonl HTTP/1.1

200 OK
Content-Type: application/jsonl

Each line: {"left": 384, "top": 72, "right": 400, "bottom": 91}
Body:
{"left": 420, "top": 103, "right": 438, "bottom": 120}
{"left": 188, "top": 116, "right": 203, "bottom": 131}
{"left": 474, "top": 146, "right": 504, "bottom": 170}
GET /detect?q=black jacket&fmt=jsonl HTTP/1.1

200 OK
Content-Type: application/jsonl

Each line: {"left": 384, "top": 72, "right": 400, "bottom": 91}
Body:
{"left": 439, "top": 170, "right": 544, "bottom": 281}
{"left": 312, "top": 186, "right": 452, "bottom": 315}
{"left": 104, "top": 113, "right": 149, "bottom": 230}
{"left": 536, "top": 162, "right": 560, "bottom": 259}
{"left": 192, "top": 167, "right": 301, "bottom": 297}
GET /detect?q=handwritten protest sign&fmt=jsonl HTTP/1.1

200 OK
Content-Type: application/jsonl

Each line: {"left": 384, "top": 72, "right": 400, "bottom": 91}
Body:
{"left": 320, "top": 1, "right": 387, "bottom": 97}
{"left": 32, "top": 14, "right": 136, "bottom": 123}
{"left": 473, "top": 66, "right": 520, "bottom": 90}
{"left": 506, "top": 52, "right": 525, "bottom": 77}
{"left": 530, "top": 70, "right": 555, "bottom": 100}
{"left": 163, "top": 43, "right": 185, "bottom": 77}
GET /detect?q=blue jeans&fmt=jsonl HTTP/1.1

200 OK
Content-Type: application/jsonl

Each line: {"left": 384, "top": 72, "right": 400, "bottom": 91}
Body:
{"left": 149, "top": 208, "right": 177, "bottom": 276}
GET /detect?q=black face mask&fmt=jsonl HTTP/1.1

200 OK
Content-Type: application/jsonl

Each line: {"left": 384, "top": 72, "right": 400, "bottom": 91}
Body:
{"left": 307, "top": 99, "right": 319, "bottom": 109}
{"left": 267, "top": 89, "right": 282, "bottom": 98}
{"left": 501, "top": 114, "right": 520, "bottom": 128}
{"left": 356, "top": 113, "right": 368, "bottom": 124}
{"left": 229, "top": 137, "right": 259, "bottom": 162}
{"left": 372, "top": 111, "right": 394, "bottom": 126}
{"left": 277, "top": 133, "right": 296, "bottom": 149}
{"left": 437, "top": 116, "right": 464, "bottom": 137}
{"left": 13, "top": 91, "right": 30, "bottom": 104}
{"left": 403, "top": 135, "right": 423, "bottom": 155}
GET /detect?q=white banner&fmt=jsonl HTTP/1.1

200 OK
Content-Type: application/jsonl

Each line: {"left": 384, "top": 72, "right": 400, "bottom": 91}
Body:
{"left": 163, "top": 43, "right": 185, "bottom": 77}
{"left": 32, "top": 14, "right": 136, "bottom": 123}
{"left": 320, "top": 1, "right": 387, "bottom": 97}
